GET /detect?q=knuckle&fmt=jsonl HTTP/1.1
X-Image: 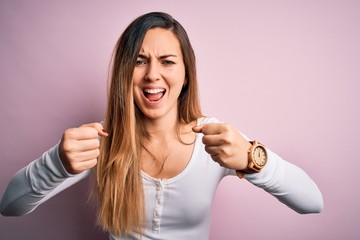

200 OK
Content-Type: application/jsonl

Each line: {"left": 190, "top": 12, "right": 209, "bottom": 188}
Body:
{"left": 221, "top": 146, "right": 232, "bottom": 156}
{"left": 94, "top": 148, "right": 101, "bottom": 158}
{"left": 88, "top": 127, "right": 99, "bottom": 135}
{"left": 63, "top": 128, "right": 77, "bottom": 139}
{"left": 95, "top": 122, "right": 103, "bottom": 129}
{"left": 222, "top": 123, "right": 231, "bottom": 131}
{"left": 222, "top": 137, "right": 231, "bottom": 145}
{"left": 66, "top": 152, "right": 78, "bottom": 162}
{"left": 218, "top": 156, "right": 230, "bottom": 167}
{"left": 80, "top": 126, "right": 97, "bottom": 137}
{"left": 88, "top": 128, "right": 100, "bottom": 138}
{"left": 95, "top": 139, "right": 101, "bottom": 148}
{"left": 91, "top": 158, "right": 98, "bottom": 166}
{"left": 62, "top": 141, "right": 75, "bottom": 152}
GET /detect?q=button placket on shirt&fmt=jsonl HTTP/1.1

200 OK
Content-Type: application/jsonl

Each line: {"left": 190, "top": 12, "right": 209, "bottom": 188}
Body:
{"left": 152, "top": 180, "right": 164, "bottom": 234}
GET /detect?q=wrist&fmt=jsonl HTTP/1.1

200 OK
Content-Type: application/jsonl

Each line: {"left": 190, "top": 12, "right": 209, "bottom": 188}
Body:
{"left": 55, "top": 142, "right": 77, "bottom": 177}
{"left": 236, "top": 141, "right": 268, "bottom": 179}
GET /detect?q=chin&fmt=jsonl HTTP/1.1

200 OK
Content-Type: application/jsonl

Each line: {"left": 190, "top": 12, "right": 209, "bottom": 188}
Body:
{"left": 142, "top": 111, "right": 166, "bottom": 120}
{"left": 140, "top": 106, "right": 177, "bottom": 121}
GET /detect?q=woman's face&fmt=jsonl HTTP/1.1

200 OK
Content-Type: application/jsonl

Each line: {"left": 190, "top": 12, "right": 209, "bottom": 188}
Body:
{"left": 132, "top": 28, "right": 186, "bottom": 121}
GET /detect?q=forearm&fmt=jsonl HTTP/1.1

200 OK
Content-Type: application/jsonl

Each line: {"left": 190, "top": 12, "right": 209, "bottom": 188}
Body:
{"left": 245, "top": 149, "right": 324, "bottom": 214}
{"left": 0, "top": 143, "right": 89, "bottom": 216}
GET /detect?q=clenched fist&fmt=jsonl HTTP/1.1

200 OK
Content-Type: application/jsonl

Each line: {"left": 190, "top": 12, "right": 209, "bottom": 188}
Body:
{"left": 59, "top": 123, "right": 108, "bottom": 174}
{"left": 193, "top": 123, "right": 251, "bottom": 170}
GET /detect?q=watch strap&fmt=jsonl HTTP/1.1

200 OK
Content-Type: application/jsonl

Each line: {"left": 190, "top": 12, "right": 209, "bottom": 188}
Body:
{"left": 236, "top": 140, "right": 266, "bottom": 179}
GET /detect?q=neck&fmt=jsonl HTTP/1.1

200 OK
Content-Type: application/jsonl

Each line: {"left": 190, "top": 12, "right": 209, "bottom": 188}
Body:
{"left": 144, "top": 114, "right": 178, "bottom": 140}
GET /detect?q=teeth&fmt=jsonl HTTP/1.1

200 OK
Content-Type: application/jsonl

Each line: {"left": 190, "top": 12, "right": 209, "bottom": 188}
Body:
{"left": 144, "top": 88, "right": 165, "bottom": 94}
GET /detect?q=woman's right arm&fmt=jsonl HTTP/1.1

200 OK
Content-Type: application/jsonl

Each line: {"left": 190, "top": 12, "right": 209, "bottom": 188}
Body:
{"left": 0, "top": 143, "right": 90, "bottom": 216}
{"left": 0, "top": 123, "right": 107, "bottom": 216}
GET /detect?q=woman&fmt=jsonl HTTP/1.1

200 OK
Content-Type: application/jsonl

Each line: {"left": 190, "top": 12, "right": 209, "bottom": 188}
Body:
{"left": 0, "top": 12, "right": 323, "bottom": 239}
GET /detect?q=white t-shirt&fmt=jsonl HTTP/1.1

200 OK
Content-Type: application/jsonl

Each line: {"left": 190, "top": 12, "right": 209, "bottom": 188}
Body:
{"left": 0, "top": 117, "right": 323, "bottom": 239}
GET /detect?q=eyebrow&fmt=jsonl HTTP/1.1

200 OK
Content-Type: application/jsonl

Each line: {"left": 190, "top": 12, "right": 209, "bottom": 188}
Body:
{"left": 138, "top": 54, "right": 178, "bottom": 59}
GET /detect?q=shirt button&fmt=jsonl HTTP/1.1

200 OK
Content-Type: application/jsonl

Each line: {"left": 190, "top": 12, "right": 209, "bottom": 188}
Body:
{"left": 156, "top": 198, "right": 161, "bottom": 205}
{"left": 154, "top": 211, "right": 160, "bottom": 217}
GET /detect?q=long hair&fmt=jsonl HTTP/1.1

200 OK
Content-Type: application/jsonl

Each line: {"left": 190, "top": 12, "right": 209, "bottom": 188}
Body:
{"left": 96, "top": 12, "right": 202, "bottom": 236}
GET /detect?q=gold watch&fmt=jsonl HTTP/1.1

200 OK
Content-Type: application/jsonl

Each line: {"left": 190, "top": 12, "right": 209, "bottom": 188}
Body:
{"left": 236, "top": 141, "right": 268, "bottom": 179}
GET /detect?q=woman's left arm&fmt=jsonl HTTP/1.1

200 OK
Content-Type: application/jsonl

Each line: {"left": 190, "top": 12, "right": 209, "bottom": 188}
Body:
{"left": 245, "top": 148, "right": 324, "bottom": 214}
{"left": 193, "top": 122, "right": 324, "bottom": 214}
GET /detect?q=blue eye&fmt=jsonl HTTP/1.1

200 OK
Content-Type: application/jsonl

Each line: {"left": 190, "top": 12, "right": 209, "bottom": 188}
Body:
{"left": 136, "top": 60, "right": 147, "bottom": 65}
{"left": 163, "top": 60, "right": 175, "bottom": 66}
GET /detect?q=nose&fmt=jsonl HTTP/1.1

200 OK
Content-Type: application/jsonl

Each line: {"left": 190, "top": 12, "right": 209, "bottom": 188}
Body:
{"left": 145, "top": 62, "right": 160, "bottom": 81}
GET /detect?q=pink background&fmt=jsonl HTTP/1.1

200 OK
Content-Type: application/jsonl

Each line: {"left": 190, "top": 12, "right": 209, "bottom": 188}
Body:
{"left": 1, "top": 1, "right": 359, "bottom": 239}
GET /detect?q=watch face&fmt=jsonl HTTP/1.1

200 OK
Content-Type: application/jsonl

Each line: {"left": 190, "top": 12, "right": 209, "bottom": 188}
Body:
{"left": 253, "top": 146, "right": 267, "bottom": 166}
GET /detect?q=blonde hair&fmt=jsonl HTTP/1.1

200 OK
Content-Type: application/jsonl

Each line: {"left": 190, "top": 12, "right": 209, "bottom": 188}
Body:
{"left": 95, "top": 12, "right": 202, "bottom": 236}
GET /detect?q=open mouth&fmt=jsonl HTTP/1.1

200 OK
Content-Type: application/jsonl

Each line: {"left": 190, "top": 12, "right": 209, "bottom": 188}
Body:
{"left": 143, "top": 88, "right": 166, "bottom": 102}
